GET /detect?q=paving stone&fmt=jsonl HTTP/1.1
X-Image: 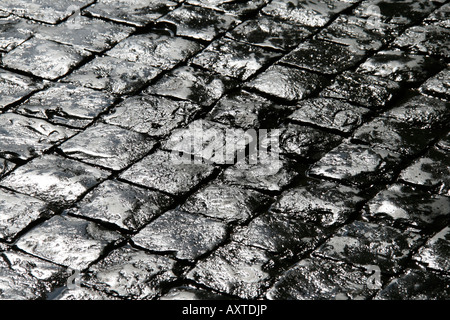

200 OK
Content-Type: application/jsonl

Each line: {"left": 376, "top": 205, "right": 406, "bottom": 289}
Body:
{"left": 158, "top": 5, "right": 240, "bottom": 41}
{"left": 191, "top": 38, "right": 282, "bottom": 80}
{"left": 85, "top": 0, "right": 178, "bottom": 27}
{"left": 68, "top": 179, "right": 174, "bottom": 231}
{"left": 186, "top": 242, "right": 273, "bottom": 299}
{"left": 315, "top": 221, "right": 423, "bottom": 273}
{"left": 309, "top": 142, "right": 403, "bottom": 187}
{"left": 186, "top": 0, "right": 269, "bottom": 16}
{"left": 245, "top": 64, "right": 328, "bottom": 102}
{"left": 0, "top": 113, "right": 77, "bottom": 161}
{"left": 85, "top": 246, "right": 177, "bottom": 299}
{"left": 159, "top": 285, "right": 232, "bottom": 300}
{"left": 356, "top": 50, "right": 443, "bottom": 83}
{"left": 0, "top": 16, "right": 34, "bottom": 52}
{"left": 107, "top": 33, "right": 203, "bottom": 70}
{"left": 59, "top": 123, "right": 156, "bottom": 171}
{"left": 420, "top": 68, "right": 450, "bottom": 101}
{"left": 320, "top": 71, "right": 401, "bottom": 110}
{"left": 0, "top": 154, "right": 109, "bottom": 204}
{"left": 375, "top": 269, "right": 450, "bottom": 300}
{"left": 104, "top": 95, "right": 201, "bottom": 137}
{"left": 0, "top": 68, "right": 42, "bottom": 110}
{"left": 16, "top": 215, "right": 121, "bottom": 270}
{"left": 0, "top": 250, "right": 64, "bottom": 300}
{"left": 281, "top": 40, "right": 366, "bottom": 75}
{"left": 267, "top": 258, "right": 379, "bottom": 300}
{"left": 226, "top": 15, "right": 312, "bottom": 51}
{"left": 120, "top": 150, "right": 215, "bottom": 195}
{"left": 413, "top": 226, "right": 450, "bottom": 272}
{"left": 271, "top": 180, "right": 365, "bottom": 228}
{"left": 16, "top": 83, "right": 115, "bottom": 129}
{"left": 424, "top": 3, "right": 450, "bottom": 29}
{"left": 35, "top": 15, "right": 135, "bottom": 53}
{"left": 56, "top": 287, "right": 119, "bottom": 300}
{"left": 145, "top": 65, "right": 235, "bottom": 107}
{"left": 0, "top": 0, "right": 94, "bottom": 24}
{"left": 0, "top": 158, "right": 14, "bottom": 178}
{"left": 132, "top": 209, "right": 227, "bottom": 260}
{"left": 2, "top": 38, "right": 91, "bottom": 80}
{"left": 65, "top": 55, "right": 161, "bottom": 95}
{"left": 262, "top": 0, "right": 357, "bottom": 27}
{"left": 289, "top": 98, "right": 372, "bottom": 133}
{"left": 181, "top": 183, "right": 271, "bottom": 223}
{"left": 362, "top": 183, "right": 450, "bottom": 231}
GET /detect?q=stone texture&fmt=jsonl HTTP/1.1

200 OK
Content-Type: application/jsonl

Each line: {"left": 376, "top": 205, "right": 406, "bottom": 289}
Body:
{"left": 186, "top": 0, "right": 269, "bottom": 16}
{"left": 0, "top": 68, "right": 42, "bottom": 110}
{"left": 413, "top": 226, "right": 450, "bottom": 273}
{"left": 0, "top": 16, "right": 34, "bottom": 52}
{"left": 420, "top": 68, "right": 450, "bottom": 101}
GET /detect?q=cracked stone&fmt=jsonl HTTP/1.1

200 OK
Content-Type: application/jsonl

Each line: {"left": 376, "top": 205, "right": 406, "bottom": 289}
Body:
{"left": 0, "top": 154, "right": 109, "bottom": 204}
{"left": 16, "top": 215, "right": 121, "bottom": 270}
{"left": 191, "top": 38, "right": 282, "bottom": 80}
{"left": 245, "top": 64, "right": 328, "bottom": 102}
{"left": 16, "top": 83, "right": 115, "bottom": 129}
{"left": 0, "top": 16, "right": 34, "bottom": 52}
{"left": 413, "top": 226, "right": 450, "bottom": 272}
{"left": 59, "top": 123, "right": 156, "bottom": 171}
{"left": 0, "top": 158, "right": 14, "bottom": 178}
{"left": 320, "top": 71, "right": 401, "bottom": 110}
{"left": 0, "top": 68, "right": 42, "bottom": 110}
{"left": 158, "top": 5, "right": 240, "bottom": 41}
{"left": 424, "top": 3, "right": 450, "bottom": 29}
{"left": 65, "top": 55, "right": 161, "bottom": 95}
{"left": 145, "top": 65, "right": 235, "bottom": 107}
{"left": 226, "top": 15, "right": 312, "bottom": 51}
{"left": 316, "top": 221, "right": 423, "bottom": 273}
{"left": 181, "top": 183, "right": 271, "bottom": 223}
{"left": 103, "top": 94, "right": 201, "bottom": 137}
{"left": 186, "top": 242, "right": 273, "bottom": 299}
{"left": 281, "top": 40, "right": 366, "bottom": 75}
{"left": 186, "top": 0, "right": 269, "bottom": 16}
{"left": 68, "top": 179, "right": 173, "bottom": 231}
{"left": 160, "top": 285, "right": 231, "bottom": 300}
{"left": 107, "top": 33, "right": 203, "bottom": 70}
{"left": 132, "top": 209, "right": 227, "bottom": 260}
{"left": 271, "top": 180, "right": 365, "bottom": 228}
{"left": 362, "top": 183, "right": 450, "bottom": 231}
{"left": 2, "top": 38, "right": 91, "bottom": 80}
{"left": 86, "top": 245, "right": 177, "bottom": 299}
{"left": 267, "top": 258, "right": 378, "bottom": 300}
{"left": 420, "top": 68, "right": 450, "bottom": 101}
{"left": 0, "top": 113, "right": 77, "bottom": 161}
{"left": 120, "top": 150, "right": 215, "bottom": 195}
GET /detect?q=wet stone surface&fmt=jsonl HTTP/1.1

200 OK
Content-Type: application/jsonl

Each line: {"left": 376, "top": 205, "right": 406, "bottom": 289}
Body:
{"left": 0, "top": 68, "right": 42, "bottom": 110}
{"left": 424, "top": 3, "right": 450, "bottom": 29}
{"left": 186, "top": 0, "right": 269, "bottom": 17}
{"left": 159, "top": 285, "right": 232, "bottom": 300}
{"left": 0, "top": 158, "right": 14, "bottom": 178}
{"left": 420, "top": 68, "right": 450, "bottom": 101}
{"left": 0, "top": 16, "right": 34, "bottom": 52}
{"left": 413, "top": 226, "right": 450, "bottom": 272}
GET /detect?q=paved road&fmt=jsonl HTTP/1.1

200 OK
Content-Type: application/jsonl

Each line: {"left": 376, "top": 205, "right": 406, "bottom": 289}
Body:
{"left": 0, "top": 0, "right": 449, "bottom": 300}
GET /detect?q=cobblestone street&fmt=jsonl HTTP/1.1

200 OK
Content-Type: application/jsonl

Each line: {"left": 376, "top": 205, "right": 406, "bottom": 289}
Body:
{"left": 0, "top": 0, "right": 449, "bottom": 300}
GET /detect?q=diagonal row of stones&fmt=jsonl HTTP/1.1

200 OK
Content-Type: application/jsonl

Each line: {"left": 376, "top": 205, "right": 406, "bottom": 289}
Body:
{"left": 0, "top": 0, "right": 449, "bottom": 300}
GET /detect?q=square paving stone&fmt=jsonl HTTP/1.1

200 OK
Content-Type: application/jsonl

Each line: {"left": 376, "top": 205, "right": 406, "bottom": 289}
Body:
{"left": 186, "top": 0, "right": 269, "bottom": 16}
{"left": 0, "top": 154, "right": 109, "bottom": 204}
{"left": 158, "top": 5, "right": 240, "bottom": 41}
{"left": 191, "top": 38, "right": 282, "bottom": 80}
{"left": 0, "top": 188, "right": 52, "bottom": 241}
{"left": 65, "top": 55, "right": 161, "bottom": 95}
{"left": 362, "top": 183, "right": 450, "bottom": 231}
{"left": 85, "top": 245, "right": 177, "bottom": 299}
{"left": 59, "top": 123, "right": 156, "bottom": 171}
{"left": 181, "top": 183, "right": 272, "bottom": 223}
{"left": 35, "top": 15, "right": 135, "bottom": 53}
{"left": 226, "top": 15, "right": 312, "bottom": 51}
{"left": 0, "top": 68, "right": 42, "bottom": 110}
{"left": 0, "top": 16, "right": 35, "bottom": 52}
{"left": 281, "top": 40, "right": 366, "bottom": 75}
{"left": 186, "top": 242, "right": 274, "bottom": 299}
{"left": 0, "top": 158, "right": 14, "bottom": 179}
{"left": 132, "top": 209, "right": 227, "bottom": 260}
{"left": 271, "top": 180, "right": 365, "bottom": 228}
{"left": 0, "top": 0, "right": 94, "bottom": 24}
{"left": 289, "top": 98, "right": 372, "bottom": 133}
{"left": 68, "top": 179, "right": 174, "bottom": 231}
{"left": 245, "top": 64, "right": 328, "bottom": 102}
{"left": 315, "top": 221, "right": 423, "bottom": 273}
{"left": 120, "top": 150, "right": 215, "bottom": 195}
{"left": 107, "top": 33, "right": 203, "bottom": 70}
{"left": 2, "top": 38, "right": 91, "bottom": 80}
{"left": 320, "top": 71, "right": 401, "bottom": 110}
{"left": 103, "top": 94, "right": 201, "bottom": 137}
{"left": 0, "top": 113, "right": 77, "bottom": 161}
{"left": 413, "top": 226, "right": 450, "bottom": 272}
{"left": 420, "top": 68, "right": 450, "bottom": 101}
{"left": 85, "top": 0, "right": 178, "bottom": 27}
{"left": 424, "top": 3, "right": 450, "bottom": 29}
{"left": 145, "top": 65, "right": 235, "bottom": 107}
{"left": 16, "top": 83, "right": 115, "bottom": 129}
{"left": 16, "top": 215, "right": 121, "bottom": 270}
{"left": 266, "top": 258, "right": 380, "bottom": 300}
